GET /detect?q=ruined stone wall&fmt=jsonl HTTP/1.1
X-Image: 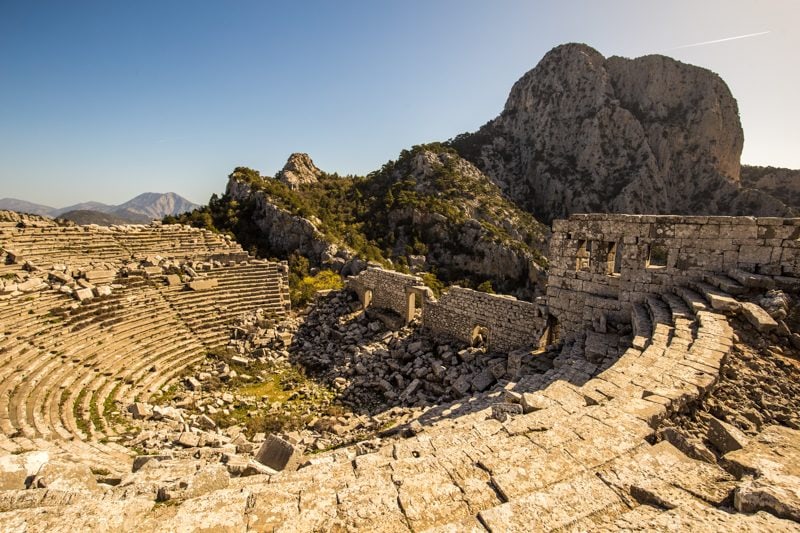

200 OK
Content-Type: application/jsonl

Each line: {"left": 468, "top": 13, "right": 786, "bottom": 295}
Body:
{"left": 548, "top": 213, "right": 800, "bottom": 337}
{"left": 348, "top": 267, "right": 547, "bottom": 352}
{"left": 423, "top": 287, "right": 547, "bottom": 352}
{"left": 347, "top": 267, "right": 424, "bottom": 318}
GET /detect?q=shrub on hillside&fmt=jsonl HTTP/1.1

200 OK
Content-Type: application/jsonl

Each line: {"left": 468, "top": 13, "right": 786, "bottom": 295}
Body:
{"left": 291, "top": 270, "right": 343, "bottom": 308}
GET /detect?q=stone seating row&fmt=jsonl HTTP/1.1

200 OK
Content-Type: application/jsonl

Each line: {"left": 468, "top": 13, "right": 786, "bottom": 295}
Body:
{"left": 1, "top": 224, "right": 245, "bottom": 270}
{"left": 160, "top": 263, "right": 287, "bottom": 350}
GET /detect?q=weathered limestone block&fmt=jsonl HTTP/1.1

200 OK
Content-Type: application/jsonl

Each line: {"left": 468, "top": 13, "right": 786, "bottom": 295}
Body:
{"left": 132, "top": 455, "right": 172, "bottom": 473}
{"left": 255, "top": 434, "right": 301, "bottom": 472}
{"left": 187, "top": 278, "right": 218, "bottom": 291}
{"left": 195, "top": 414, "right": 217, "bottom": 431}
{"left": 0, "top": 451, "right": 48, "bottom": 491}
{"left": 175, "top": 432, "right": 201, "bottom": 448}
{"left": 17, "top": 277, "right": 46, "bottom": 292}
{"left": 74, "top": 287, "right": 94, "bottom": 302}
{"left": 185, "top": 376, "right": 202, "bottom": 391}
{"left": 157, "top": 464, "right": 229, "bottom": 502}
{"left": 84, "top": 269, "right": 116, "bottom": 283}
{"left": 472, "top": 368, "right": 495, "bottom": 392}
{"left": 223, "top": 454, "right": 276, "bottom": 477}
{"left": 723, "top": 425, "right": 800, "bottom": 522}
{"left": 30, "top": 461, "right": 100, "bottom": 493}
{"left": 48, "top": 270, "right": 71, "bottom": 284}
{"left": 127, "top": 402, "right": 153, "bottom": 420}
{"left": 740, "top": 302, "right": 779, "bottom": 332}
{"left": 94, "top": 285, "right": 112, "bottom": 297}
{"left": 707, "top": 416, "right": 749, "bottom": 454}
{"left": 729, "top": 269, "right": 775, "bottom": 289}
{"left": 451, "top": 375, "right": 471, "bottom": 396}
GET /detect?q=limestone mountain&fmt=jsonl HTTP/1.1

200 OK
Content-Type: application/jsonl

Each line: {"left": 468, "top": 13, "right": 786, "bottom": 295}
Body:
{"left": 741, "top": 165, "right": 800, "bottom": 211}
{"left": 450, "top": 43, "right": 794, "bottom": 222}
{"left": 171, "top": 145, "right": 548, "bottom": 295}
{"left": 112, "top": 192, "right": 199, "bottom": 220}
{"left": 0, "top": 192, "right": 199, "bottom": 222}
{"left": 0, "top": 198, "right": 59, "bottom": 217}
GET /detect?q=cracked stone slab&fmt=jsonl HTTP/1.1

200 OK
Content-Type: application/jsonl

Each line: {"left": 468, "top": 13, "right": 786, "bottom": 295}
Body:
{"left": 478, "top": 472, "right": 627, "bottom": 532}
{"left": 597, "top": 440, "right": 736, "bottom": 507}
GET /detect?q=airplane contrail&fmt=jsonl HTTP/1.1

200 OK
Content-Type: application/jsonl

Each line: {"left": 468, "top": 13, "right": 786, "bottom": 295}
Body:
{"left": 669, "top": 30, "right": 771, "bottom": 50}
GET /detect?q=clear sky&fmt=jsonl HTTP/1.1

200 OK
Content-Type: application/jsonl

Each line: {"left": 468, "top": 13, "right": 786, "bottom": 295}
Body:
{"left": 1, "top": 0, "right": 797, "bottom": 207}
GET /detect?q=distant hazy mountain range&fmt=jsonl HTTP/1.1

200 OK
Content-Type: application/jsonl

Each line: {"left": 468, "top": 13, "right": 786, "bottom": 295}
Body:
{"left": 0, "top": 192, "right": 199, "bottom": 224}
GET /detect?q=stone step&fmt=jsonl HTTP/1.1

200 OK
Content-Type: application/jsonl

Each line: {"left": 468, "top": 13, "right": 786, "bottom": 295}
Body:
{"left": 673, "top": 287, "right": 707, "bottom": 314}
{"left": 773, "top": 275, "right": 800, "bottom": 292}
{"left": 688, "top": 280, "right": 741, "bottom": 313}
{"left": 728, "top": 268, "right": 775, "bottom": 289}
{"left": 702, "top": 273, "right": 747, "bottom": 295}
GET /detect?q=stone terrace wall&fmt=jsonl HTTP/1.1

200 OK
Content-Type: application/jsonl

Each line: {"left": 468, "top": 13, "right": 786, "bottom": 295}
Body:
{"left": 547, "top": 213, "right": 800, "bottom": 338}
{"left": 348, "top": 267, "right": 547, "bottom": 352}
{"left": 423, "top": 287, "right": 547, "bottom": 352}
{"left": 347, "top": 267, "right": 424, "bottom": 318}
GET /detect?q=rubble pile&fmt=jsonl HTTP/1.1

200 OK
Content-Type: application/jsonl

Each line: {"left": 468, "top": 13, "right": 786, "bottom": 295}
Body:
{"left": 291, "top": 290, "right": 553, "bottom": 413}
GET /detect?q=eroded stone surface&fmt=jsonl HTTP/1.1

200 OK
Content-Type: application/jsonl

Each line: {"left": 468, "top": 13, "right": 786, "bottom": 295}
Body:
{"left": 723, "top": 425, "right": 800, "bottom": 521}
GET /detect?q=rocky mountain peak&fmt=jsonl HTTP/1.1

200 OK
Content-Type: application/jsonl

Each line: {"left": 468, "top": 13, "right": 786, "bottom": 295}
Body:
{"left": 451, "top": 43, "right": 789, "bottom": 222}
{"left": 277, "top": 153, "right": 323, "bottom": 188}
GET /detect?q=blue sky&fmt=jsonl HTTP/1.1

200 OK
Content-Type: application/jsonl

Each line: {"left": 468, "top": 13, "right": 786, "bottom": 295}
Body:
{"left": 1, "top": 0, "right": 797, "bottom": 206}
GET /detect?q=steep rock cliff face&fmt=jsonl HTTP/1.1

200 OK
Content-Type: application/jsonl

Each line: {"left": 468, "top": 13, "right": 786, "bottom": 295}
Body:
{"left": 451, "top": 43, "right": 792, "bottom": 222}
{"left": 225, "top": 175, "right": 345, "bottom": 264}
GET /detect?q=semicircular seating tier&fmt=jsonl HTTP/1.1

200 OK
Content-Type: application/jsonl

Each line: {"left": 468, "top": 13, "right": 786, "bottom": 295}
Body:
{"left": 0, "top": 222, "right": 289, "bottom": 472}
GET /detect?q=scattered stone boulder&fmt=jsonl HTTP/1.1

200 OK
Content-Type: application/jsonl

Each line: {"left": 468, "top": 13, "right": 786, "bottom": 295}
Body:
{"left": 491, "top": 402, "right": 523, "bottom": 422}
{"left": 195, "top": 414, "right": 217, "bottom": 431}
{"left": 254, "top": 434, "right": 302, "bottom": 472}
{"left": 74, "top": 287, "right": 94, "bottom": 302}
{"left": 132, "top": 454, "right": 173, "bottom": 473}
{"left": 165, "top": 274, "right": 182, "bottom": 286}
{"left": 95, "top": 284, "right": 112, "bottom": 297}
{"left": 157, "top": 464, "right": 229, "bottom": 502}
{"left": 128, "top": 402, "right": 154, "bottom": 420}
{"left": 223, "top": 454, "right": 276, "bottom": 477}
{"left": 175, "top": 432, "right": 201, "bottom": 448}
{"left": 185, "top": 376, "right": 202, "bottom": 392}
{"left": 740, "top": 302, "right": 779, "bottom": 332}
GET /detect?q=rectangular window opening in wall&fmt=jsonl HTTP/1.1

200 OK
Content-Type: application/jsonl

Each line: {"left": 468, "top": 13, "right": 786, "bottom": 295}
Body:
{"left": 606, "top": 242, "right": 622, "bottom": 276}
{"left": 647, "top": 244, "right": 668, "bottom": 269}
{"left": 575, "top": 240, "right": 591, "bottom": 271}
